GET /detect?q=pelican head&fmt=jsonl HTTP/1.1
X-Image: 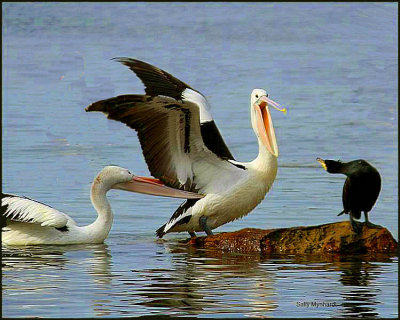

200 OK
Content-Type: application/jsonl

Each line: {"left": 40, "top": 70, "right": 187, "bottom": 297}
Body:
{"left": 250, "top": 89, "right": 286, "bottom": 158}
{"left": 93, "top": 166, "right": 203, "bottom": 201}
{"left": 94, "top": 166, "right": 135, "bottom": 190}
{"left": 92, "top": 165, "right": 203, "bottom": 199}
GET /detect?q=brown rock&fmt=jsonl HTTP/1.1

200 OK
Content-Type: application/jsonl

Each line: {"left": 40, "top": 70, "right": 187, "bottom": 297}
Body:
{"left": 187, "top": 221, "right": 398, "bottom": 256}
{"left": 188, "top": 228, "right": 271, "bottom": 253}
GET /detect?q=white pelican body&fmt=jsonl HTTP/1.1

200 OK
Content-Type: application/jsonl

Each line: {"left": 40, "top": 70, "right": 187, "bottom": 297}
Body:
{"left": 86, "top": 58, "right": 285, "bottom": 238}
{"left": 168, "top": 152, "right": 277, "bottom": 234}
{"left": 2, "top": 166, "right": 202, "bottom": 245}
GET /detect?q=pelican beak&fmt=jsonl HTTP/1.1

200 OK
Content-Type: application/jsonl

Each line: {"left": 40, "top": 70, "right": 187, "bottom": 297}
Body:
{"left": 113, "top": 176, "right": 204, "bottom": 199}
{"left": 254, "top": 95, "right": 286, "bottom": 157}
{"left": 316, "top": 158, "right": 327, "bottom": 171}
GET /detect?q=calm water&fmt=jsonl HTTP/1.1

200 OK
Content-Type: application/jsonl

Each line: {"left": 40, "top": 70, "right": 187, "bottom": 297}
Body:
{"left": 2, "top": 2, "right": 398, "bottom": 318}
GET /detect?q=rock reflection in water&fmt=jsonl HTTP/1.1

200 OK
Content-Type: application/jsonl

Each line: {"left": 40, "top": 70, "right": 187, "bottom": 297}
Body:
{"left": 120, "top": 241, "right": 277, "bottom": 316}
{"left": 337, "top": 255, "right": 385, "bottom": 318}
{"left": 111, "top": 240, "right": 397, "bottom": 317}
{"left": 2, "top": 240, "right": 397, "bottom": 317}
{"left": 264, "top": 253, "right": 395, "bottom": 318}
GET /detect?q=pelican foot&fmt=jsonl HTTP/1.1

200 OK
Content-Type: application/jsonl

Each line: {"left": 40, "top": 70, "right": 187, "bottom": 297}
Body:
{"left": 199, "top": 216, "right": 213, "bottom": 236}
{"left": 189, "top": 231, "right": 196, "bottom": 238}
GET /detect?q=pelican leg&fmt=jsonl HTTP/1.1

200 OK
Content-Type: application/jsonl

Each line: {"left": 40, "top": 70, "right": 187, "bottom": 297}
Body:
{"left": 199, "top": 216, "right": 213, "bottom": 236}
{"left": 189, "top": 231, "right": 196, "bottom": 238}
{"left": 350, "top": 214, "right": 362, "bottom": 234}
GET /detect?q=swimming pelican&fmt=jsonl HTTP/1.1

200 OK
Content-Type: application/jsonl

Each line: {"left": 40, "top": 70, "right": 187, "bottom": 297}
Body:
{"left": 86, "top": 58, "right": 286, "bottom": 238}
{"left": 2, "top": 166, "right": 202, "bottom": 245}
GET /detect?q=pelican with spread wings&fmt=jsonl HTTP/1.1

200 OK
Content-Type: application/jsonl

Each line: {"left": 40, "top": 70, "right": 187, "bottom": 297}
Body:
{"left": 86, "top": 58, "right": 286, "bottom": 238}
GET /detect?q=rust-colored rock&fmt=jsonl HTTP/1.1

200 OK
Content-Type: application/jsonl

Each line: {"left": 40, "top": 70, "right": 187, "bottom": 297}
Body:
{"left": 188, "top": 222, "right": 398, "bottom": 256}
{"left": 188, "top": 228, "right": 271, "bottom": 253}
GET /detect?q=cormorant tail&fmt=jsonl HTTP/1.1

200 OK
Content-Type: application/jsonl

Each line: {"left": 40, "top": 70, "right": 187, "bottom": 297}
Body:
{"left": 337, "top": 210, "right": 346, "bottom": 216}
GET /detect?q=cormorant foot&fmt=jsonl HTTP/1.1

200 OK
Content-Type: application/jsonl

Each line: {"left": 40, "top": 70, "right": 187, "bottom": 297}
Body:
{"left": 364, "top": 221, "right": 383, "bottom": 229}
{"left": 199, "top": 216, "right": 213, "bottom": 236}
{"left": 350, "top": 219, "right": 363, "bottom": 234}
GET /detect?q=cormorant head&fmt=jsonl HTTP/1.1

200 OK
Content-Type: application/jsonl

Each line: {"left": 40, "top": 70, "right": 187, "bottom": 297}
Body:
{"left": 316, "top": 158, "right": 344, "bottom": 174}
{"left": 317, "top": 158, "right": 376, "bottom": 176}
{"left": 340, "top": 159, "right": 374, "bottom": 175}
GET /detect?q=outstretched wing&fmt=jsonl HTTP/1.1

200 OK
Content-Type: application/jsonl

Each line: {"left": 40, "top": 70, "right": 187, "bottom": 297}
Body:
{"left": 111, "top": 57, "right": 234, "bottom": 160}
{"left": 114, "top": 57, "right": 193, "bottom": 100}
{"left": 1, "top": 193, "right": 70, "bottom": 228}
{"left": 86, "top": 58, "right": 244, "bottom": 193}
{"left": 86, "top": 94, "right": 244, "bottom": 193}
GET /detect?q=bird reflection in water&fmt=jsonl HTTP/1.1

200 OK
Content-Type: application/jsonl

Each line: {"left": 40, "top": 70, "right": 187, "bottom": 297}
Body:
{"left": 284, "top": 253, "right": 391, "bottom": 318}
{"left": 2, "top": 244, "right": 114, "bottom": 317}
{"left": 337, "top": 255, "right": 388, "bottom": 318}
{"left": 120, "top": 240, "right": 278, "bottom": 316}
{"left": 3, "top": 243, "right": 396, "bottom": 317}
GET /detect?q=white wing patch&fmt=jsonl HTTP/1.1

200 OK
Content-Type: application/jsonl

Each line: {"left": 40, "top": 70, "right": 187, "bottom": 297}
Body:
{"left": 168, "top": 112, "right": 193, "bottom": 186}
{"left": 2, "top": 195, "right": 69, "bottom": 228}
{"left": 164, "top": 211, "right": 192, "bottom": 234}
{"left": 182, "top": 88, "right": 213, "bottom": 123}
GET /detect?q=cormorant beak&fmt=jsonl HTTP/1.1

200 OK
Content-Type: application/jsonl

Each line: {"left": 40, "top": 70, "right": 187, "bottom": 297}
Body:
{"left": 113, "top": 176, "right": 204, "bottom": 199}
{"left": 316, "top": 158, "right": 327, "bottom": 171}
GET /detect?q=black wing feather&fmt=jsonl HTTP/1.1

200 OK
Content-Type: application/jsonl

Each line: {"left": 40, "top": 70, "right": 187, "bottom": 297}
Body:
{"left": 86, "top": 95, "right": 187, "bottom": 191}
{"left": 200, "top": 121, "right": 235, "bottom": 160}
{"left": 113, "top": 57, "right": 192, "bottom": 100}
{"left": 114, "top": 58, "right": 235, "bottom": 160}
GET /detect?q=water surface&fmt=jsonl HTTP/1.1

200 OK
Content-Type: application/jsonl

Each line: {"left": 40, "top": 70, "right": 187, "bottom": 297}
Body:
{"left": 2, "top": 2, "right": 398, "bottom": 318}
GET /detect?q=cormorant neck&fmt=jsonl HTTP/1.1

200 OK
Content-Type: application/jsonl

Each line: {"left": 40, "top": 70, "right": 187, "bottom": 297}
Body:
{"left": 336, "top": 162, "right": 351, "bottom": 175}
{"left": 325, "top": 160, "right": 347, "bottom": 175}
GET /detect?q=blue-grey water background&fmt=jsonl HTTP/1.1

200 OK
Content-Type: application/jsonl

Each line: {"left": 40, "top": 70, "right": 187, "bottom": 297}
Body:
{"left": 2, "top": 2, "right": 397, "bottom": 318}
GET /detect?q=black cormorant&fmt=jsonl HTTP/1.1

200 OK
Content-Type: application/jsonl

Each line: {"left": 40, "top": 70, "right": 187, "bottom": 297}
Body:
{"left": 316, "top": 158, "right": 381, "bottom": 233}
